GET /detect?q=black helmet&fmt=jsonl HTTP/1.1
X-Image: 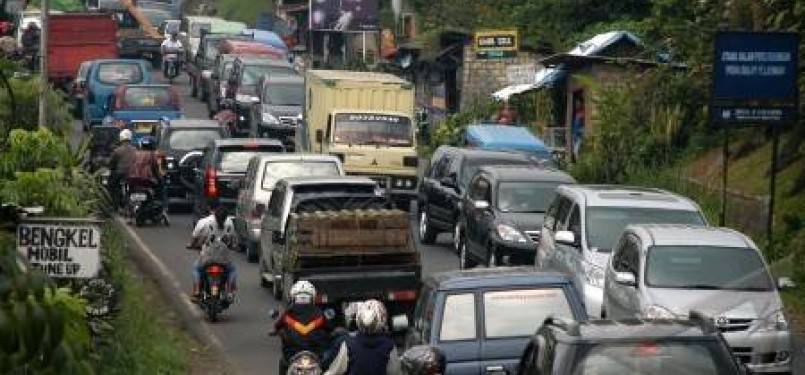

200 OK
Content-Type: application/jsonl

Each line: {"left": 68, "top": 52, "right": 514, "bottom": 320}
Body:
{"left": 401, "top": 346, "right": 446, "bottom": 375}
{"left": 139, "top": 136, "right": 156, "bottom": 150}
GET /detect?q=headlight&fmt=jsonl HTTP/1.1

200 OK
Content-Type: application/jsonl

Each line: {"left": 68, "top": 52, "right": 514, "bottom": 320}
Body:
{"left": 167, "top": 161, "right": 175, "bottom": 169}
{"left": 584, "top": 263, "right": 606, "bottom": 288}
{"left": 496, "top": 224, "right": 527, "bottom": 243}
{"left": 645, "top": 304, "right": 679, "bottom": 319}
{"left": 261, "top": 112, "right": 279, "bottom": 125}
{"left": 758, "top": 310, "right": 789, "bottom": 332}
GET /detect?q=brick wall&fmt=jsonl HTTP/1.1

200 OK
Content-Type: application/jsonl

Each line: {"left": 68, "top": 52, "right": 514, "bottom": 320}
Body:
{"left": 460, "top": 48, "right": 541, "bottom": 108}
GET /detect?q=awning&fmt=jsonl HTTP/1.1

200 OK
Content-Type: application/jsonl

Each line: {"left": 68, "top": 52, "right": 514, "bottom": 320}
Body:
{"left": 492, "top": 68, "right": 565, "bottom": 100}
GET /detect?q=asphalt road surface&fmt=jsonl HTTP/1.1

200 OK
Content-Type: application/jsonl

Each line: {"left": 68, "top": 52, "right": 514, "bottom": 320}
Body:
{"left": 70, "top": 69, "right": 805, "bottom": 374}
{"left": 71, "top": 71, "right": 461, "bottom": 375}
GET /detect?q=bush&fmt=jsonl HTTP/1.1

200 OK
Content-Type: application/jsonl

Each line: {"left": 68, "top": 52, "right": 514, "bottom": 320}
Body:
{"left": 0, "top": 60, "right": 74, "bottom": 138}
{"left": 427, "top": 98, "right": 499, "bottom": 152}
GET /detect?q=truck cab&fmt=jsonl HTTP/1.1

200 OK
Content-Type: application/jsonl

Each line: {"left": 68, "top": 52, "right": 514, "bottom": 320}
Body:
{"left": 303, "top": 70, "right": 420, "bottom": 210}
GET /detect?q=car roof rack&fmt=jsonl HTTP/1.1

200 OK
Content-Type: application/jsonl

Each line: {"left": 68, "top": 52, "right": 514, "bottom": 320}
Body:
{"left": 688, "top": 310, "right": 717, "bottom": 334}
{"left": 543, "top": 316, "right": 580, "bottom": 336}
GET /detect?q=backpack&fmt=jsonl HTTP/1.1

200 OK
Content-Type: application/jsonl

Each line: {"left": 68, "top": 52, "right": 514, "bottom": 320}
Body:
{"left": 128, "top": 151, "right": 157, "bottom": 182}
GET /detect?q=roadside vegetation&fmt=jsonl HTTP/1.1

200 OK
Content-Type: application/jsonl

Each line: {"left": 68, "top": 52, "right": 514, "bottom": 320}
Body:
{"left": 0, "top": 61, "right": 195, "bottom": 374}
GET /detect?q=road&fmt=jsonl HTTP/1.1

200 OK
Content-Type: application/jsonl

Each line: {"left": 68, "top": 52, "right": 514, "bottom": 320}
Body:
{"left": 71, "top": 71, "right": 461, "bottom": 375}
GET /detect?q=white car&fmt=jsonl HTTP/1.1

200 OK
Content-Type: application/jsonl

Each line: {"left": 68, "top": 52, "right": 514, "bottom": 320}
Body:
{"left": 603, "top": 224, "right": 793, "bottom": 373}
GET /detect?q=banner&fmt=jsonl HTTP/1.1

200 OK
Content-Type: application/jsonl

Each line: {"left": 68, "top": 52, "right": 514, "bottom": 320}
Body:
{"left": 309, "top": 0, "right": 379, "bottom": 32}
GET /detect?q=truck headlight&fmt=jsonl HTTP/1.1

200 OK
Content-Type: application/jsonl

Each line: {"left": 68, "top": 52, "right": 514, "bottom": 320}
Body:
{"left": 758, "top": 310, "right": 789, "bottom": 332}
{"left": 261, "top": 112, "right": 279, "bottom": 125}
{"left": 584, "top": 263, "right": 606, "bottom": 288}
{"left": 496, "top": 224, "right": 527, "bottom": 243}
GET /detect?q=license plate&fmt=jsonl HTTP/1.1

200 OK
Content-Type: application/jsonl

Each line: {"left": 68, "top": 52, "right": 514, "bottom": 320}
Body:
{"left": 135, "top": 122, "right": 154, "bottom": 133}
{"left": 130, "top": 193, "right": 147, "bottom": 201}
{"left": 210, "top": 285, "right": 219, "bottom": 296}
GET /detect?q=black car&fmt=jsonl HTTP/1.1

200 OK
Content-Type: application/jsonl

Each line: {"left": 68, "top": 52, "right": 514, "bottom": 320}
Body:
{"left": 516, "top": 314, "right": 748, "bottom": 375}
{"left": 152, "top": 119, "right": 229, "bottom": 209}
{"left": 191, "top": 138, "right": 285, "bottom": 221}
{"left": 187, "top": 33, "right": 252, "bottom": 100}
{"left": 459, "top": 165, "right": 575, "bottom": 269}
{"left": 224, "top": 56, "right": 297, "bottom": 136}
{"left": 417, "top": 146, "right": 542, "bottom": 250}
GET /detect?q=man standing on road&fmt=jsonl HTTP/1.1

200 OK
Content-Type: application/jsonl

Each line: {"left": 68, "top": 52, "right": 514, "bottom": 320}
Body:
{"left": 324, "top": 299, "right": 401, "bottom": 375}
{"left": 108, "top": 129, "right": 136, "bottom": 211}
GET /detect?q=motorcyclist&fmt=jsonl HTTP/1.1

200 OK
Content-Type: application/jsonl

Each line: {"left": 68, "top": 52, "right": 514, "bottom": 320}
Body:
{"left": 400, "top": 346, "right": 446, "bottom": 375}
{"left": 20, "top": 22, "right": 39, "bottom": 70}
{"left": 324, "top": 299, "right": 401, "bottom": 375}
{"left": 127, "top": 136, "right": 167, "bottom": 218}
{"left": 189, "top": 205, "right": 236, "bottom": 301}
{"left": 160, "top": 31, "right": 183, "bottom": 78}
{"left": 273, "top": 280, "right": 333, "bottom": 374}
{"left": 108, "top": 129, "right": 136, "bottom": 211}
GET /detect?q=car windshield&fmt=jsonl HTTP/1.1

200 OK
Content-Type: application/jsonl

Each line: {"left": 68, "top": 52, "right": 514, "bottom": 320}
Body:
{"left": 264, "top": 84, "right": 303, "bottom": 106}
{"left": 216, "top": 147, "right": 283, "bottom": 173}
{"left": 573, "top": 342, "right": 733, "bottom": 375}
{"left": 332, "top": 113, "right": 413, "bottom": 147}
{"left": 166, "top": 129, "right": 221, "bottom": 151}
{"left": 484, "top": 288, "right": 573, "bottom": 338}
{"left": 121, "top": 87, "right": 174, "bottom": 109}
{"left": 97, "top": 63, "right": 144, "bottom": 85}
{"left": 261, "top": 161, "right": 340, "bottom": 190}
{"left": 585, "top": 207, "right": 705, "bottom": 252}
{"left": 645, "top": 246, "right": 774, "bottom": 291}
{"left": 459, "top": 158, "right": 533, "bottom": 189}
{"left": 239, "top": 65, "right": 296, "bottom": 94}
{"left": 497, "top": 181, "right": 561, "bottom": 213}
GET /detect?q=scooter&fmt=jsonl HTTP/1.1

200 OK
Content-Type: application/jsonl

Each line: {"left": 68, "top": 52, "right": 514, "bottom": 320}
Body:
{"left": 127, "top": 181, "right": 169, "bottom": 227}
{"left": 163, "top": 47, "right": 183, "bottom": 84}
{"left": 269, "top": 307, "right": 338, "bottom": 374}
{"left": 199, "top": 263, "right": 232, "bottom": 322}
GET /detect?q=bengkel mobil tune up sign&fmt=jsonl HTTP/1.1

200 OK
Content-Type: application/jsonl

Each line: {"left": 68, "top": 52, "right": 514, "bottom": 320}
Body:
{"left": 17, "top": 221, "right": 102, "bottom": 279}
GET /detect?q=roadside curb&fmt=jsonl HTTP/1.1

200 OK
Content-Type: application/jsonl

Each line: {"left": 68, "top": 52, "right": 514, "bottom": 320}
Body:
{"left": 112, "top": 216, "right": 242, "bottom": 375}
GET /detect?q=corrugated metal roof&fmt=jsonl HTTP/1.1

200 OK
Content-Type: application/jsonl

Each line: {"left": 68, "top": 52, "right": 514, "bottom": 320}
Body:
{"left": 568, "top": 31, "right": 642, "bottom": 56}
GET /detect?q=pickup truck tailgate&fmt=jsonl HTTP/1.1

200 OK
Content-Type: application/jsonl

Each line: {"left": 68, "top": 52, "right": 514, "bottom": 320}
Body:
{"left": 294, "top": 264, "right": 421, "bottom": 301}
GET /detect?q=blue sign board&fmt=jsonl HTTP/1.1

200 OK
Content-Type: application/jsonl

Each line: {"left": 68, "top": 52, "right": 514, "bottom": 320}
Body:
{"left": 711, "top": 32, "right": 799, "bottom": 125}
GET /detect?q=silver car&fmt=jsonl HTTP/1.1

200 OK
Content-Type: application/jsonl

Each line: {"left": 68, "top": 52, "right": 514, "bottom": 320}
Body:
{"left": 603, "top": 224, "right": 793, "bottom": 373}
{"left": 233, "top": 154, "right": 344, "bottom": 262}
{"left": 535, "top": 185, "right": 707, "bottom": 318}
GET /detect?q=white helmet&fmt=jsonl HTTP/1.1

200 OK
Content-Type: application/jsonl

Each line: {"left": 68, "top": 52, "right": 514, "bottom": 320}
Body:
{"left": 119, "top": 129, "right": 133, "bottom": 142}
{"left": 290, "top": 280, "right": 316, "bottom": 304}
{"left": 355, "top": 299, "right": 387, "bottom": 334}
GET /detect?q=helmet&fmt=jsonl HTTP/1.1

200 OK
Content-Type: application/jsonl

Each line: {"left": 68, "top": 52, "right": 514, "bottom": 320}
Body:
{"left": 287, "top": 351, "right": 321, "bottom": 375}
{"left": 355, "top": 299, "right": 387, "bottom": 334}
{"left": 26, "top": 22, "right": 38, "bottom": 30}
{"left": 289, "top": 280, "right": 316, "bottom": 304}
{"left": 139, "top": 136, "right": 156, "bottom": 150}
{"left": 119, "top": 129, "right": 133, "bottom": 142}
{"left": 401, "top": 346, "right": 446, "bottom": 375}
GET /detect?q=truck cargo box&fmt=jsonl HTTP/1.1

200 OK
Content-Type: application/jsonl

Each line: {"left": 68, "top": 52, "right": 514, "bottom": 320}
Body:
{"left": 47, "top": 13, "right": 118, "bottom": 86}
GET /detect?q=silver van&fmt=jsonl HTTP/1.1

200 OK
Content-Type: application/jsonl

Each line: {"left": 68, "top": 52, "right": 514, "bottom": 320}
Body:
{"left": 535, "top": 185, "right": 707, "bottom": 318}
{"left": 603, "top": 224, "right": 793, "bottom": 373}
{"left": 233, "top": 154, "right": 344, "bottom": 262}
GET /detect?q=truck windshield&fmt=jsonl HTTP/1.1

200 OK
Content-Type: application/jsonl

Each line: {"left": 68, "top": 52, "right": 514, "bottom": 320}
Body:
{"left": 332, "top": 113, "right": 413, "bottom": 147}
{"left": 265, "top": 84, "right": 303, "bottom": 106}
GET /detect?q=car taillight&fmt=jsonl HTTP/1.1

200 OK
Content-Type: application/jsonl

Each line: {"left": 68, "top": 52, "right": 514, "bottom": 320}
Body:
{"left": 206, "top": 264, "right": 224, "bottom": 275}
{"left": 315, "top": 294, "right": 329, "bottom": 304}
{"left": 387, "top": 290, "right": 417, "bottom": 301}
{"left": 114, "top": 119, "right": 126, "bottom": 128}
{"left": 205, "top": 168, "right": 218, "bottom": 197}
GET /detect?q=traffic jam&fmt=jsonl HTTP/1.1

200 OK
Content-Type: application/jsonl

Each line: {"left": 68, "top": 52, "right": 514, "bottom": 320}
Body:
{"left": 9, "top": 0, "right": 797, "bottom": 373}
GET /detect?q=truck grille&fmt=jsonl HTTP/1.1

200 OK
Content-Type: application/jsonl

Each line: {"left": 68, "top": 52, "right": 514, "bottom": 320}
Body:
{"left": 278, "top": 116, "right": 297, "bottom": 127}
{"left": 524, "top": 231, "right": 540, "bottom": 243}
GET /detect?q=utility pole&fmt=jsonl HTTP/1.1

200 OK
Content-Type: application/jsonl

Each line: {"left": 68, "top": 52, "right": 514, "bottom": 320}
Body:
{"left": 37, "top": 0, "right": 49, "bottom": 127}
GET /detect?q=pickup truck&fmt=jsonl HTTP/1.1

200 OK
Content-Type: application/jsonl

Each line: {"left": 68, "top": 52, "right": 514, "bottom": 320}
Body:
{"left": 47, "top": 13, "right": 118, "bottom": 90}
{"left": 259, "top": 176, "right": 421, "bottom": 326}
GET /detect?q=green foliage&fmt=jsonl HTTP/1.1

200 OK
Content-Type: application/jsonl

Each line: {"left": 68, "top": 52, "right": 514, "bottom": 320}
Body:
{"left": 0, "top": 64, "right": 74, "bottom": 137}
{"left": 0, "top": 244, "right": 94, "bottom": 375}
{"left": 428, "top": 98, "right": 499, "bottom": 151}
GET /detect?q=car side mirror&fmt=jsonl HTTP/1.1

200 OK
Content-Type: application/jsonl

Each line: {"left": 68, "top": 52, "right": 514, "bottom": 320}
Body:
{"left": 315, "top": 129, "right": 324, "bottom": 143}
{"left": 555, "top": 230, "right": 576, "bottom": 246}
{"left": 614, "top": 271, "right": 637, "bottom": 287}
{"left": 250, "top": 96, "right": 260, "bottom": 105}
{"left": 473, "top": 200, "right": 489, "bottom": 210}
{"left": 778, "top": 277, "right": 796, "bottom": 291}
{"left": 268, "top": 309, "right": 279, "bottom": 319}
{"left": 201, "top": 70, "right": 212, "bottom": 79}
{"left": 179, "top": 31, "right": 187, "bottom": 38}
{"left": 391, "top": 314, "right": 409, "bottom": 332}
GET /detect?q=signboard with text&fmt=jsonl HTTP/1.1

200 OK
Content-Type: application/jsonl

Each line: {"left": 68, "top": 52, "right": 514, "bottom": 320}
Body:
{"left": 309, "top": 0, "right": 379, "bottom": 32}
{"left": 711, "top": 32, "right": 799, "bottom": 125}
{"left": 474, "top": 30, "right": 518, "bottom": 59}
{"left": 17, "top": 221, "right": 102, "bottom": 279}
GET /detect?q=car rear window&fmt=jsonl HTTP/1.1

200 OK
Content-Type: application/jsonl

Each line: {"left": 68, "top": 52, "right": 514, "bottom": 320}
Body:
{"left": 575, "top": 341, "right": 732, "bottom": 375}
{"left": 216, "top": 145, "right": 283, "bottom": 173}
{"left": 261, "top": 161, "right": 341, "bottom": 190}
{"left": 439, "top": 293, "right": 476, "bottom": 341}
{"left": 460, "top": 156, "right": 533, "bottom": 188}
{"left": 484, "top": 288, "right": 572, "bottom": 338}
{"left": 166, "top": 129, "right": 222, "bottom": 151}
{"left": 97, "top": 63, "right": 144, "bottom": 85}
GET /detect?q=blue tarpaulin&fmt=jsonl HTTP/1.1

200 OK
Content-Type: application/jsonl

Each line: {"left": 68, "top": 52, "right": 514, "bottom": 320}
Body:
{"left": 465, "top": 124, "right": 552, "bottom": 158}
{"left": 242, "top": 28, "right": 287, "bottom": 51}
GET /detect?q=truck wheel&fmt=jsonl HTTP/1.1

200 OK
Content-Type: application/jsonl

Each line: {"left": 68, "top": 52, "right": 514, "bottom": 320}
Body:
{"left": 418, "top": 208, "right": 437, "bottom": 244}
{"left": 190, "top": 76, "right": 198, "bottom": 97}
{"left": 271, "top": 271, "right": 282, "bottom": 300}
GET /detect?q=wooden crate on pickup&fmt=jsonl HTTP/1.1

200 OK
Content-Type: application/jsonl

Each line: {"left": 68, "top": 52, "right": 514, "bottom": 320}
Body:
{"left": 288, "top": 209, "right": 411, "bottom": 254}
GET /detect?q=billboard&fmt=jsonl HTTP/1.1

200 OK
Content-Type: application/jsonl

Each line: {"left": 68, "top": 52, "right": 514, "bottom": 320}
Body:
{"left": 711, "top": 31, "right": 799, "bottom": 125}
{"left": 309, "top": 0, "right": 379, "bottom": 32}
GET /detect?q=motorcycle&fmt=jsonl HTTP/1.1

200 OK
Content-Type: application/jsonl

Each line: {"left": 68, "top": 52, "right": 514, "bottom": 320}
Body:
{"left": 269, "top": 307, "right": 338, "bottom": 374}
{"left": 163, "top": 48, "right": 183, "bottom": 84}
{"left": 126, "top": 181, "right": 169, "bottom": 226}
{"left": 286, "top": 351, "right": 322, "bottom": 375}
{"left": 199, "top": 263, "right": 231, "bottom": 322}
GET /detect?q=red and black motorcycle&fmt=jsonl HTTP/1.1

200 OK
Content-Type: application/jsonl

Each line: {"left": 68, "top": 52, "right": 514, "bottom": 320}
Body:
{"left": 199, "top": 263, "right": 231, "bottom": 322}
